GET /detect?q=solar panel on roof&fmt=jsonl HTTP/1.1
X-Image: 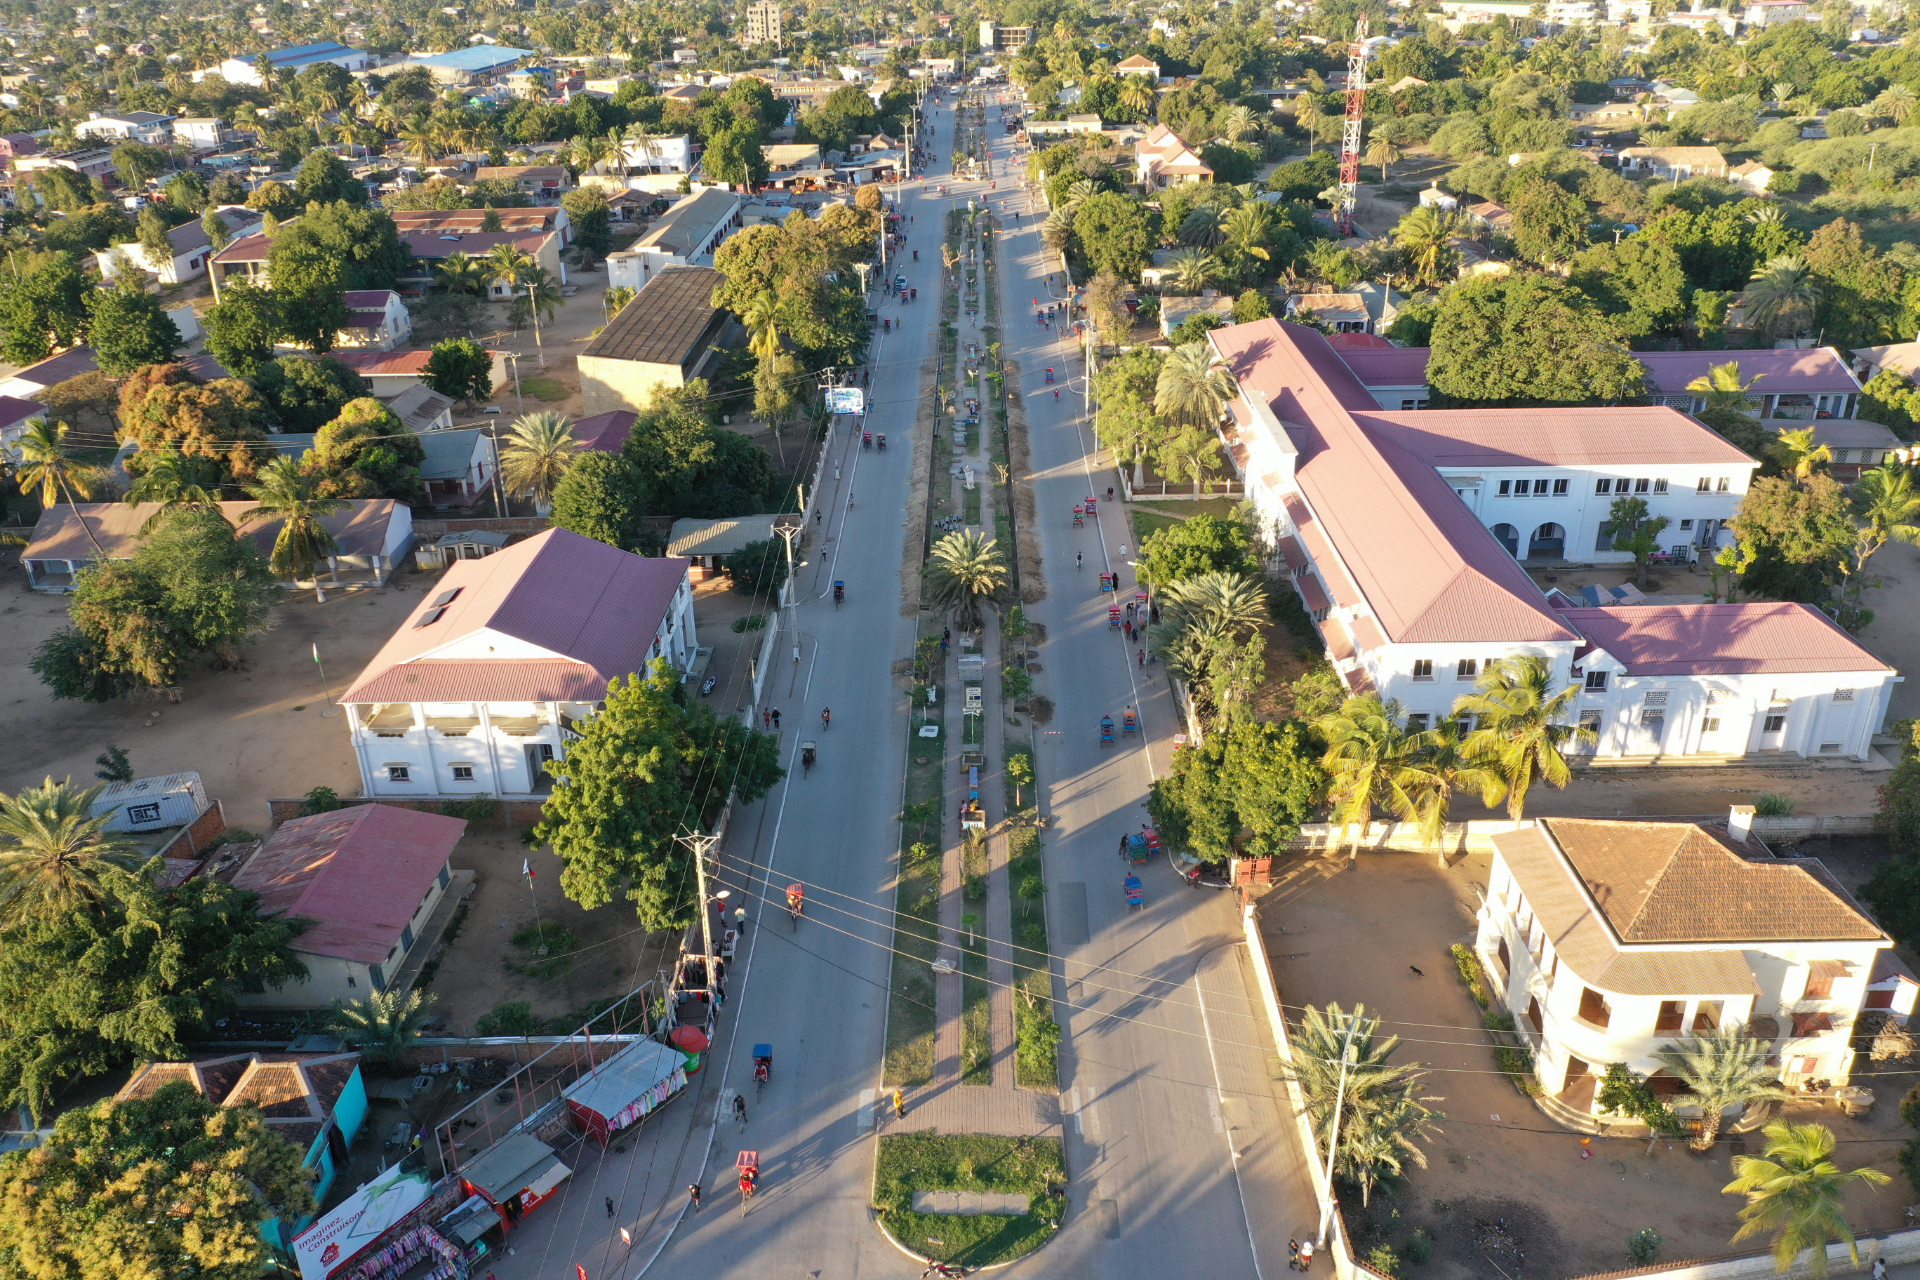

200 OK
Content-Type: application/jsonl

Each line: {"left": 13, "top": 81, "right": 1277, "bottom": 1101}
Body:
{"left": 412, "top": 606, "right": 447, "bottom": 628}
{"left": 429, "top": 587, "right": 462, "bottom": 608}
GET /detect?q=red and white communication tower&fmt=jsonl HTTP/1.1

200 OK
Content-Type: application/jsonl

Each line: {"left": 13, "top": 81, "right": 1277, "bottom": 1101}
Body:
{"left": 1335, "top": 15, "right": 1371, "bottom": 237}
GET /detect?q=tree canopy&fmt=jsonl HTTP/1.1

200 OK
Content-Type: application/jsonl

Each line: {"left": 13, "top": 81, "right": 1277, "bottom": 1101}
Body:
{"left": 1428, "top": 274, "right": 1645, "bottom": 406}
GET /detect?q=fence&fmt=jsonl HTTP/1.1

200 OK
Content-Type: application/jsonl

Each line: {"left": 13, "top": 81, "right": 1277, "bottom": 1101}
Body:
{"left": 155, "top": 800, "right": 228, "bottom": 859}
{"left": 749, "top": 608, "right": 782, "bottom": 709}
{"left": 1117, "top": 474, "right": 1245, "bottom": 501}
{"left": 266, "top": 795, "right": 548, "bottom": 830}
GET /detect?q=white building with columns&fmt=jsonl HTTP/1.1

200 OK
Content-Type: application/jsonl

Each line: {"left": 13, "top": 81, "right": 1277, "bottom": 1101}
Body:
{"left": 339, "top": 528, "right": 696, "bottom": 798}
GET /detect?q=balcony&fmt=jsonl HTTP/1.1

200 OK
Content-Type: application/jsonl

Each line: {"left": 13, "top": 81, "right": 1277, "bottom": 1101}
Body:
{"left": 361, "top": 705, "right": 414, "bottom": 736}
{"left": 490, "top": 716, "right": 545, "bottom": 737}
{"left": 426, "top": 717, "right": 481, "bottom": 737}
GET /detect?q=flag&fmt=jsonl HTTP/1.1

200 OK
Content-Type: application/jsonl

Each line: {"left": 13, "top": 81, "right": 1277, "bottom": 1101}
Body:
{"left": 523, "top": 859, "right": 534, "bottom": 880}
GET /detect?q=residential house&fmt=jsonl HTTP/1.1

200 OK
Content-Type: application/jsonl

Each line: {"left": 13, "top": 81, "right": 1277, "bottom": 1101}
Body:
{"left": 614, "top": 133, "right": 694, "bottom": 176}
{"left": 96, "top": 206, "right": 262, "bottom": 286}
{"left": 417, "top": 427, "right": 493, "bottom": 504}
{"left": 978, "top": 22, "right": 1034, "bottom": 49}
{"left": 211, "top": 220, "right": 567, "bottom": 301}
{"left": 1617, "top": 145, "right": 1730, "bottom": 180}
{"left": 0, "top": 347, "right": 223, "bottom": 402}
{"left": 1210, "top": 318, "right": 1897, "bottom": 761}
{"left": 0, "top": 395, "right": 46, "bottom": 458}
{"left": 1416, "top": 183, "right": 1459, "bottom": 211}
{"left": 573, "top": 408, "right": 637, "bottom": 452}
{"left": 1157, "top": 294, "right": 1237, "bottom": 339}
{"left": 1386, "top": 75, "right": 1430, "bottom": 94}
{"left": 504, "top": 66, "right": 556, "bottom": 98}
{"left": 335, "top": 289, "right": 412, "bottom": 351}
{"left": 667, "top": 514, "right": 790, "bottom": 577}
{"left": 1787, "top": 418, "right": 1904, "bottom": 479}
{"left": 1729, "top": 159, "right": 1774, "bottom": 192}
{"left": 1027, "top": 114, "right": 1105, "bottom": 137}
{"left": 1464, "top": 199, "right": 1514, "bottom": 232}
{"left": 20, "top": 499, "right": 412, "bottom": 591}
{"left": 1744, "top": 0, "right": 1811, "bottom": 25}
{"left": 15, "top": 148, "right": 117, "bottom": 187}
{"left": 327, "top": 348, "right": 508, "bottom": 398}
{"left": 388, "top": 203, "right": 571, "bottom": 244}
{"left": 387, "top": 382, "right": 456, "bottom": 433}
{"left": 578, "top": 265, "right": 734, "bottom": 415}
{"left": 471, "top": 164, "right": 569, "bottom": 196}
{"left": 232, "top": 804, "right": 468, "bottom": 1001}
{"left": 407, "top": 45, "right": 535, "bottom": 87}
{"left": 173, "top": 117, "right": 235, "bottom": 150}
{"left": 1568, "top": 101, "right": 1645, "bottom": 129}
{"left": 1134, "top": 124, "right": 1213, "bottom": 188}
{"left": 1851, "top": 341, "right": 1920, "bottom": 386}
{"left": 0, "top": 133, "right": 40, "bottom": 163}
{"left": 117, "top": 1051, "right": 368, "bottom": 1236}
{"left": 605, "top": 189, "right": 742, "bottom": 291}
{"left": 337, "top": 528, "right": 697, "bottom": 798}
{"left": 1475, "top": 813, "right": 1888, "bottom": 1120}
{"left": 1638, "top": 348, "right": 1861, "bottom": 420}
{"left": 1115, "top": 53, "right": 1160, "bottom": 77}
{"left": 75, "top": 110, "right": 172, "bottom": 145}
{"left": 200, "top": 40, "right": 368, "bottom": 85}
{"left": 1285, "top": 282, "right": 1400, "bottom": 334}
{"left": 1666, "top": 8, "right": 1738, "bottom": 33}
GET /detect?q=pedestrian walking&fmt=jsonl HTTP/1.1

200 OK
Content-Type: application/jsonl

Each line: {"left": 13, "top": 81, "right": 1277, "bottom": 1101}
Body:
{"left": 1138, "top": 648, "right": 1146, "bottom": 668}
{"left": 772, "top": 708, "right": 781, "bottom": 730}
{"left": 1289, "top": 1240, "right": 1300, "bottom": 1271}
{"left": 1299, "top": 1240, "right": 1314, "bottom": 1272}
{"left": 688, "top": 1183, "right": 702, "bottom": 1211}
{"left": 893, "top": 1088, "right": 906, "bottom": 1119}
{"left": 762, "top": 710, "right": 771, "bottom": 730}
{"left": 734, "top": 1094, "right": 748, "bottom": 1128}
{"left": 1124, "top": 621, "right": 1134, "bottom": 642}
{"left": 606, "top": 1196, "right": 616, "bottom": 1218}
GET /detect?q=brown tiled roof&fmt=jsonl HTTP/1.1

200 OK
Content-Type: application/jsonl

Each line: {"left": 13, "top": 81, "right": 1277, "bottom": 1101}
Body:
{"left": 1543, "top": 818, "right": 1885, "bottom": 944}
{"left": 579, "top": 265, "right": 725, "bottom": 368}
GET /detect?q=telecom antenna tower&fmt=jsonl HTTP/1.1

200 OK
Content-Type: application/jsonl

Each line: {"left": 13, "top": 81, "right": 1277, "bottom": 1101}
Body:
{"left": 1336, "top": 16, "right": 1371, "bottom": 237}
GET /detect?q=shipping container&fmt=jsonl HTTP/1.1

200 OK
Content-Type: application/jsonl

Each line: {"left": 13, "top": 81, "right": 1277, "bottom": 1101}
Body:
{"left": 89, "top": 772, "right": 210, "bottom": 833}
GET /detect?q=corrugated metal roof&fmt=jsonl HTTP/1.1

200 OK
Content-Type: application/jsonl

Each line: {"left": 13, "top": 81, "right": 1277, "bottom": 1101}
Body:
{"left": 1558, "top": 602, "right": 1892, "bottom": 675}
{"left": 345, "top": 659, "right": 611, "bottom": 704}
{"left": 666, "top": 515, "right": 780, "bottom": 557}
{"left": 580, "top": 266, "right": 725, "bottom": 369}
{"left": 1636, "top": 347, "right": 1860, "bottom": 395}
{"left": 574, "top": 409, "right": 637, "bottom": 452}
{"left": 23, "top": 499, "right": 397, "bottom": 564}
{"left": 1360, "top": 405, "right": 1756, "bottom": 468}
{"left": 1296, "top": 570, "right": 1330, "bottom": 613}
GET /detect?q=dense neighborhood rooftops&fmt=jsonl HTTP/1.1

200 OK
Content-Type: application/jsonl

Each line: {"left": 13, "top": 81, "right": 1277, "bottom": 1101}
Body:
{"left": 389, "top": 208, "right": 564, "bottom": 234}
{"left": 22, "top": 499, "right": 399, "bottom": 564}
{"left": 326, "top": 350, "right": 435, "bottom": 379}
{"left": 340, "top": 527, "right": 690, "bottom": 705}
{"left": 232, "top": 805, "right": 465, "bottom": 963}
{"left": 1554, "top": 602, "right": 1896, "bottom": 676}
{"left": 580, "top": 266, "right": 725, "bottom": 367}
{"left": 118, "top": 1050, "right": 362, "bottom": 1153}
{"left": 1357, "top": 406, "right": 1756, "bottom": 468}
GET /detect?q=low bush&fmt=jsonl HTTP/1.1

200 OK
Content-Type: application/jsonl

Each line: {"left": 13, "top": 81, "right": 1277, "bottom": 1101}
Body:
{"left": 439, "top": 795, "right": 500, "bottom": 823}
{"left": 1628, "top": 1228, "right": 1662, "bottom": 1264}
{"left": 1365, "top": 1244, "right": 1401, "bottom": 1277}
{"left": 1451, "top": 943, "right": 1490, "bottom": 1008}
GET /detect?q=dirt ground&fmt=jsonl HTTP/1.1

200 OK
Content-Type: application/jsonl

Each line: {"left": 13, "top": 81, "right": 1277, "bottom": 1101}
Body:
{"left": 0, "top": 557, "right": 422, "bottom": 827}
{"left": 1257, "top": 850, "right": 1917, "bottom": 1280}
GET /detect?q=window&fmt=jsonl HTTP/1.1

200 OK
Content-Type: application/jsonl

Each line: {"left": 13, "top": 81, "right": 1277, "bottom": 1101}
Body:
{"left": 1640, "top": 709, "right": 1665, "bottom": 727}
{"left": 1634, "top": 478, "right": 1650, "bottom": 493}
{"left": 347, "top": 973, "right": 356, "bottom": 987}
{"left": 1702, "top": 717, "right": 1721, "bottom": 734}
{"left": 1578, "top": 987, "right": 1612, "bottom": 1029}
{"left": 1496, "top": 937, "right": 1511, "bottom": 977}
{"left": 438, "top": 865, "right": 451, "bottom": 890}
{"left": 1585, "top": 670, "right": 1608, "bottom": 691}
{"left": 1707, "top": 689, "right": 1730, "bottom": 704}
{"left": 1692, "top": 1001, "right": 1720, "bottom": 1032}
{"left": 1578, "top": 709, "right": 1602, "bottom": 734}
{"left": 1412, "top": 659, "right": 1434, "bottom": 681}
{"left": 386, "top": 764, "right": 411, "bottom": 782}
{"left": 1595, "top": 479, "right": 1613, "bottom": 494}
{"left": 1697, "top": 477, "right": 1712, "bottom": 493}
{"left": 1498, "top": 480, "right": 1512, "bottom": 496}
{"left": 1717, "top": 477, "right": 1730, "bottom": 493}
{"left": 1457, "top": 658, "right": 1478, "bottom": 680}
{"left": 1407, "top": 712, "right": 1430, "bottom": 730}
{"left": 1764, "top": 714, "right": 1786, "bottom": 733}
{"left": 1804, "top": 974, "right": 1835, "bottom": 1000}
{"left": 1526, "top": 997, "right": 1544, "bottom": 1033}
{"left": 451, "top": 764, "right": 475, "bottom": 781}
{"left": 1680, "top": 519, "right": 1694, "bottom": 530}
{"left": 1656, "top": 1000, "right": 1684, "bottom": 1032}
{"left": 1833, "top": 689, "right": 1855, "bottom": 702}
{"left": 1400, "top": 398, "right": 1419, "bottom": 410}
{"left": 1653, "top": 478, "right": 1668, "bottom": 494}
{"left": 1533, "top": 479, "right": 1550, "bottom": 495}
{"left": 1644, "top": 691, "right": 1668, "bottom": 706}
{"left": 1552, "top": 478, "right": 1569, "bottom": 495}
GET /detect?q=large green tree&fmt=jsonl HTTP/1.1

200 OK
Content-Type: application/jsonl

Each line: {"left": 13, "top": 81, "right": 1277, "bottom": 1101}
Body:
{"left": 118, "top": 363, "right": 271, "bottom": 485}
{"left": 0, "top": 252, "right": 91, "bottom": 365}
{"left": 1428, "top": 274, "right": 1645, "bottom": 406}
{"left": 291, "top": 148, "right": 366, "bottom": 205}
{"left": 1148, "top": 717, "right": 1324, "bottom": 859}
{"left": 266, "top": 202, "right": 412, "bottom": 351}
{"left": 200, "top": 280, "right": 282, "bottom": 378}
{"left": 86, "top": 283, "right": 182, "bottom": 376}
{"left": 0, "top": 1082, "right": 316, "bottom": 1279}
{"left": 249, "top": 356, "right": 372, "bottom": 433}
{"left": 549, "top": 450, "right": 650, "bottom": 551}
{"left": 1725, "top": 473, "right": 1858, "bottom": 602}
{"left": 422, "top": 337, "right": 495, "bottom": 405}
{"left": 1137, "top": 512, "right": 1258, "bottom": 586}
{"left": 301, "top": 398, "right": 424, "bottom": 500}
{"left": 534, "top": 662, "right": 782, "bottom": 928}
{"left": 1072, "top": 191, "right": 1156, "bottom": 280}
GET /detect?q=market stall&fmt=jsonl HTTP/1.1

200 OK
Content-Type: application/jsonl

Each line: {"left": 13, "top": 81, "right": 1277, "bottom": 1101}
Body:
{"left": 456, "top": 1133, "right": 572, "bottom": 1232}
{"left": 564, "top": 1037, "right": 689, "bottom": 1145}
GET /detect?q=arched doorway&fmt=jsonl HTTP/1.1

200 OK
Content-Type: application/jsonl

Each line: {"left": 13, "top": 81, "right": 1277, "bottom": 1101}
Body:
{"left": 1490, "top": 524, "right": 1519, "bottom": 557}
{"left": 1528, "top": 523, "right": 1565, "bottom": 559}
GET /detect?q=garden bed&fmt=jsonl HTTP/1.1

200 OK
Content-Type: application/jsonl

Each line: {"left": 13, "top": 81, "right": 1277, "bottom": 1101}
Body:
{"left": 884, "top": 630, "right": 947, "bottom": 1087}
{"left": 873, "top": 1133, "right": 1066, "bottom": 1267}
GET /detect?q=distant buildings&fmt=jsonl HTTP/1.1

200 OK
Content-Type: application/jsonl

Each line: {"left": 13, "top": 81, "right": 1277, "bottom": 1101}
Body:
{"left": 1134, "top": 124, "right": 1213, "bottom": 189}
{"left": 407, "top": 44, "right": 535, "bottom": 87}
{"left": 605, "top": 189, "right": 742, "bottom": 290}
{"left": 74, "top": 110, "right": 172, "bottom": 145}
{"left": 744, "top": 0, "right": 783, "bottom": 47}
{"left": 197, "top": 40, "right": 368, "bottom": 86}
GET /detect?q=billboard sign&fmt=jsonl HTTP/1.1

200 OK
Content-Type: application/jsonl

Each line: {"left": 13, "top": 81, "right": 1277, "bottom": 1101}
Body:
{"left": 827, "top": 387, "right": 865, "bottom": 415}
{"left": 290, "top": 1164, "right": 433, "bottom": 1280}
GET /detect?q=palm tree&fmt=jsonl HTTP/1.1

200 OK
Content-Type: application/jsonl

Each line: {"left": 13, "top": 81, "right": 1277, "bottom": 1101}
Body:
{"left": 239, "top": 456, "right": 348, "bottom": 599}
{"left": 1156, "top": 571, "right": 1267, "bottom": 638}
{"left": 1770, "top": 81, "right": 1796, "bottom": 111}
{"left": 743, "top": 288, "right": 782, "bottom": 360}
{"left": 1222, "top": 202, "right": 1278, "bottom": 265}
{"left": 1119, "top": 74, "right": 1156, "bottom": 120}
{"left": 16, "top": 418, "right": 107, "bottom": 557}
{"left": 1365, "top": 134, "right": 1403, "bottom": 182}
{"left": 434, "top": 251, "right": 490, "bottom": 297}
{"left": 1393, "top": 205, "right": 1464, "bottom": 287}
{"left": 1686, "top": 359, "right": 1763, "bottom": 414}
{"left": 1317, "top": 695, "right": 1429, "bottom": 831}
{"left": 1656, "top": 1026, "right": 1789, "bottom": 1150}
{"left": 1769, "top": 425, "right": 1833, "bottom": 479}
{"left": 498, "top": 411, "right": 580, "bottom": 513}
{"left": 1853, "top": 462, "right": 1920, "bottom": 572}
{"left": 0, "top": 778, "right": 145, "bottom": 923}
{"left": 923, "top": 531, "right": 1011, "bottom": 631}
{"left": 124, "top": 449, "right": 225, "bottom": 532}
{"left": 398, "top": 117, "right": 438, "bottom": 170}
{"left": 1179, "top": 204, "right": 1227, "bottom": 249}
{"left": 1743, "top": 255, "right": 1821, "bottom": 339}
{"left": 1453, "top": 656, "right": 1592, "bottom": 818}
{"left": 1166, "top": 246, "right": 1221, "bottom": 294}
{"left": 1219, "top": 103, "right": 1258, "bottom": 142}
{"left": 1062, "top": 178, "right": 1099, "bottom": 214}
{"left": 1723, "top": 1120, "right": 1891, "bottom": 1277}
{"left": 1041, "top": 211, "right": 1075, "bottom": 255}
{"left": 1399, "top": 720, "right": 1508, "bottom": 848}
{"left": 1873, "top": 83, "right": 1918, "bottom": 123}
{"left": 485, "top": 245, "right": 548, "bottom": 365}
{"left": 568, "top": 130, "right": 612, "bottom": 178}
{"left": 623, "top": 122, "right": 662, "bottom": 173}
{"left": 330, "top": 989, "right": 439, "bottom": 1067}
{"left": 1277, "top": 1003, "right": 1442, "bottom": 1207}
{"left": 1154, "top": 340, "right": 1239, "bottom": 431}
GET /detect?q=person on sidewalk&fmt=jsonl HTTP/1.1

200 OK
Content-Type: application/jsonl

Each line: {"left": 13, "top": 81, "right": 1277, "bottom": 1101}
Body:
{"left": 893, "top": 1088, "right": 906, "bottom": 1119}
{"left": 734, "top": 1094, "right": 748, "bottom": 1128}
{"left": 605, "top": 1196, "right": 616, "bottom": 1218}
{"left": 1288, "top": 1240, "right": 1300, "bottom": 1271}
{"left": 1299, "top": 1240, "right": 1314, "bottom": 1272}
{"left": 687, "top": 1183, "right": 702, "bottom": 1211}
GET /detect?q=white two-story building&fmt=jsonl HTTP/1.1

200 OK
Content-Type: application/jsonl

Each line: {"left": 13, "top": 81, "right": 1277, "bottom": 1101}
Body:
{"left": 1210, "top": 318, "right": 1899, "bottom": 762}
{"left": 338, "top": 529, "right": 696, "bottom": 798}
{"left": 1476, "top": 811, "right": 1889, "bottom": 1123}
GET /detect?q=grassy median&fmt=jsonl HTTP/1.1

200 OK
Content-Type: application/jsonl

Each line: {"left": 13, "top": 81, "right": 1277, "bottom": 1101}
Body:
{"left": 874, "top": 1133, "right": 1066, "bottom": 1267}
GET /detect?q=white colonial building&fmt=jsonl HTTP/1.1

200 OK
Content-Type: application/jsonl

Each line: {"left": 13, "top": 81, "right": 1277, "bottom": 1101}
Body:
{"left": 1477, "top": 812, "right": 1889, "bottom": 1121}
{"left": 339, "top": 529, "right": 696, "bottom": 798}
{"left": 1210, "top": 319, "right": 1899, "bottom": 762}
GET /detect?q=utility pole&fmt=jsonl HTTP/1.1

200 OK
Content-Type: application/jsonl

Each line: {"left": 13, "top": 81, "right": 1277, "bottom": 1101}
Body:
{"left": 678, "top": 830, "right": 721, "bottom": 994}
{"left": 774, "top": 521, "right": 804, "bottom": 665}
{"left": 1315, "top": 1011, "right": 1361, "bottom": 1247}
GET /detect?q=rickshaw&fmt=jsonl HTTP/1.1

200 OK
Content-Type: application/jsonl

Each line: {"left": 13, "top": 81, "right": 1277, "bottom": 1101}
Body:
{"left": 752, "top": 1048, "right": 773, "bottom": 1092}
{"left": 785, "top": 884, "right": 804, "bottom": 927}
{"left": 1072, "top": 506, "right": 1084, "bottom": 528}
{"left": 737, "top": 1149, "right": 761, "bottom": 1210}
{"left": 1099, "top": 572, "right": 1117, "bottom": 592}
{"left": 800, "top": 740, "right": 817, "bottom": 775}
{"left": 877, "top": 433, "right": 887, "bottom": 450}
{"left": 1120, "top": 831, "right": 1151, "bottom": 864}
{"left": 862, "top": 431, "right": 873, "bottom": 449}
{"left": 1100, "top": 715, "right": 1115, "bottom": 747}
{"left": 1108, "top": 604, "right": 1122, "bottom": 629}
{"left": 1084, "top": 495, "right": 1097, "bottom": 517}
{"left": 1045, "top": 368, "right": 1054, "bottom": 383}
{"left": 1124, "top": 873, "right": 1145, "bottom": 911}
{"left": 1122, "top": 709, "right": 1138, "bottom": 734}
{"left": 833, "top": 580, "right": 845, "bottom": 607}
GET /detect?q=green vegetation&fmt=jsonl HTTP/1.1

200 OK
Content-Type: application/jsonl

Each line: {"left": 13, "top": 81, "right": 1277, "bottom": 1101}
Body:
{"left": 885, "top": 631, "right": 947, "bottom": 1088}
{"left": 873, "top": 1134, "right": 1065, "bottom": 1267}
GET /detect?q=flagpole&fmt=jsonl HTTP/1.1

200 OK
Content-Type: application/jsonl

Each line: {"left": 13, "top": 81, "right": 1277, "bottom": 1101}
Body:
{"left": 313, "top": 643, "right": 339, "bottom": 718}
{"left": 523, "top": 859, "right": 548, "bottom": 955}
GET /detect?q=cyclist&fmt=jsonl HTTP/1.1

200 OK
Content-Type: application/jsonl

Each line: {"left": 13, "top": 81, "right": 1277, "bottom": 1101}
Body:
{"left": 821, "top": 707, "right": 832, "bottom": 729}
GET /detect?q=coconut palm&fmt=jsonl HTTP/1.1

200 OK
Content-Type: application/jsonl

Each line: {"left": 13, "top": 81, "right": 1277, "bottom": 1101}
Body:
{"left": 923, "top": 530, "right": 1011, "bottom": 631}
{"left": 1154, "top": 340, "right": 1239, "bottom": 430}
{"left": 1041, "top": 210, "right": 1075, "bottom": 255}
{"left": 1316, "top": 695, "right": 1430, "bottom": 830}
{"left": 1156, "top": 570, "right": 1267, "bottom": 639}
{"left": 568, "top": 130, "right": 612, "bottom": 177}
{"left": 498, "top": 411, "right": 580, "bottom": 513}
{"left": 1686, "top": 359, "right": 1763, "bottom": 413}
{"left": 1723, "top": 1120, "right": 1891, "bottom": 1277}
{"left": 1399, "top": 720, "right": 1508, "bottom": 848}
{"left": 1179, "top": 204, "right": 1228, "bottom": 248}
{"left": 1744, "top": 255, "right": 1820, "bottom": 338}
{"left": 1452, "top": 656, "right": 1592, "bottom": 819}
{"left": 238, "top": 455, "right": 348, "bottom": 597}
{"left": 1769, "top": 424, "right": 1833, "bottom": 479}
{"left": 1120, "top": 74, "right": 1157, "bottom": 119}
{"left": 1222, "top": 201, "right": 1278, "bottom": 265}
{"left": 1220, "top": 103, "right": 1258, "bottom": 142}
{"left": 16, "top": 418, "right": 107, "bottom": 556}
{"left": 1872, "top": 83, "right": 1917, "bottom": 123}
{"left": 486, "top": 244, "right": 549, "bottom": 365}
{"left": 1277, "top": 1002, "right": 1442, "bottom": 1207}
{"left": 397, "top": 118, "right": 438, "bottom": 169}
{"left": 1650, "top": 1026, "right": 1789, "bottom": 1150}
{"left": 1393, "top": 205, "right": 1465, "bottom": 287}
{"left": 124, "top": 449, "right": 225, "bottom": 532}
{"left": 330, "top": 989, "right": 439, "bottom": 1067}
{"left": 434, "top": 251, "right": 490, "bottom": 297}
{"left": 1853, "top": 462, "right": 1920, "bottom": 571}
{"left": 1365, "top": 134, "right": 1403, "bottom": 182}
{"left": 742, "top": 288, "right": 782, "bottom": 360}
{"left": 1770, "top": 81, "right": 1796, "bottom": 110}
{"left": 1062, "top": 178, "right": 1099, "bottom": 213}
{"left": 1166, "top": 246, "right": 1221, "bottom": 293}
{"left": 0, "top": 778, "right": 145, "bottom": 923}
